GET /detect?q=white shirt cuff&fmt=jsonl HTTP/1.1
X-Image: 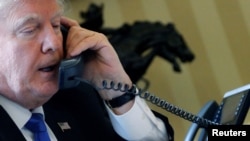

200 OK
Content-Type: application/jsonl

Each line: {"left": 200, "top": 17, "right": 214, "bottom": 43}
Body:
{"left": 105, "top": 96, "right": 168, "bottom": 141}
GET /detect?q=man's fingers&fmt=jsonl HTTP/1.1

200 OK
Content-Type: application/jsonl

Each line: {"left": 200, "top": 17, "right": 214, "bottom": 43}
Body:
{"left": 60, "top": 16, "right": 79, "bottom": 27}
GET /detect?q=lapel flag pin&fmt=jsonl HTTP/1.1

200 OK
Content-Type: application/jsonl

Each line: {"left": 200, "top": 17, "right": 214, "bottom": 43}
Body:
{"left": 57, "top": 122, "right": 71, "bottom": 132}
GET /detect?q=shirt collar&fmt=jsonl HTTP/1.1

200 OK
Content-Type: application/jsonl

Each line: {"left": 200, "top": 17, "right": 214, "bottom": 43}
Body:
{"left": 0, "top": 95, "right": 44, "bottom": 129}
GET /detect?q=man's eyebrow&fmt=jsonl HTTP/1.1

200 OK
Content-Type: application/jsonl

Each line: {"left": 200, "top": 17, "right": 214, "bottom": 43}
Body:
{"left": 14, "top": 14, "right": 40, "bottom": 30}
{"left": 14, "top": 10, "right": 63, "bottom": 30}
{"left": 51, "top": 11, "right": 63, "bottom": 21}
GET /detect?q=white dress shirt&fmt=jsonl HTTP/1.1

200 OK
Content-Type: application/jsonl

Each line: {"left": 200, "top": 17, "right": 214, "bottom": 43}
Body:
{"left": 0, "top": 95, "right": 168, "bottom": 141}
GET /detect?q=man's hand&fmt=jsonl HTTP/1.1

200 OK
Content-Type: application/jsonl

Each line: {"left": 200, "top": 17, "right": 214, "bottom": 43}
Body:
{"left": 60, "top": 17, "right": 134, "bottom": 114}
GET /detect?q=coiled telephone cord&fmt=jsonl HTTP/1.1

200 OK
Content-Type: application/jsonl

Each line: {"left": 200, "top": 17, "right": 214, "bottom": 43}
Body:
{"left": 74, "top": 77, "right": 220, "bottom": 128}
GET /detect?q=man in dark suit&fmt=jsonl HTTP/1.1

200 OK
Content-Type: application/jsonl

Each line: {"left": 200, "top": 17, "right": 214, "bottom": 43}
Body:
{"left": 0, "top": 0, "right": 173, "bottom": 140}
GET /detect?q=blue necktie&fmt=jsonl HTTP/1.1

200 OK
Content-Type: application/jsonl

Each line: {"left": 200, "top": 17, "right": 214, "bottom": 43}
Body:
{"left": 25, "top": 113, "right": 51, "bottom": 141}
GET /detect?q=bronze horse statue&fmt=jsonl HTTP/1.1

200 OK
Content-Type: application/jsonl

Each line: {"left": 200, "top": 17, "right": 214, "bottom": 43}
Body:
{"left": 80, "top": 3, "right": 195, "bottom": 88}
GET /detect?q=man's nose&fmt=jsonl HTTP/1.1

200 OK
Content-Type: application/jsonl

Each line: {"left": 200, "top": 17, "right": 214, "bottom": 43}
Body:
{"left": 42, "top": 27, "right": 62, "bottom": 53}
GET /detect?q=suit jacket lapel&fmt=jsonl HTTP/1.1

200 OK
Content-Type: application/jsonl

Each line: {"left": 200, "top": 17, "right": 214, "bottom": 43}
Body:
{"left": 43, "top": 83, "right": 125, "bottom": 141}
{"left": 44, "top": 104, "right": 87, "bottom": 141}
{"left": 0, "top": 106, "right": 26, "bottom": 141}
{"left": 0, "top": 105, "right": 83, "bottom": 141}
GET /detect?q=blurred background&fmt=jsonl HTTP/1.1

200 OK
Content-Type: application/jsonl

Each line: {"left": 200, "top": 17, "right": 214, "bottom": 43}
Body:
{"left": 65, "top": 0, "right": 250, "bottom": 140}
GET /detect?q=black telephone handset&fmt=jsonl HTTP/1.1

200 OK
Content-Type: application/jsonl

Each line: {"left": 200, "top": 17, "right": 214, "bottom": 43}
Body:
{"left": 58, "top": 26, "right": 250, "bottom": 129}
{"left": 58, "top": 26, "right": 84, "bottom": 89}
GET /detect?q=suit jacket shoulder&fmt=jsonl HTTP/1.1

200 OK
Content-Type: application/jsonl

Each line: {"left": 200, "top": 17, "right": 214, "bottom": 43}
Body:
{"left": 43, "top": 83, "right": 125, "bottom": 141}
